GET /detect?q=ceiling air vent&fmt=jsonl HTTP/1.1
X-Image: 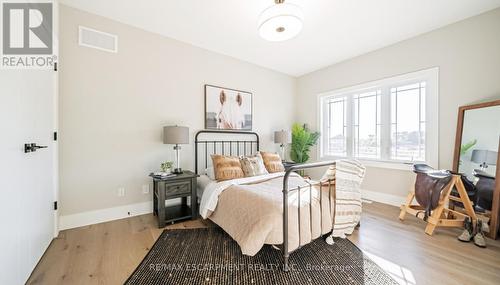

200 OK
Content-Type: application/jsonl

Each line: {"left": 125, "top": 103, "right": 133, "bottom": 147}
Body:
{"left": 78, "top": 26, "right": 118, "bottom": 53}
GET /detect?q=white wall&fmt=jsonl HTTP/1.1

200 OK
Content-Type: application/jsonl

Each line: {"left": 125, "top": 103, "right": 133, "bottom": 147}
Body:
{"left": 59, "top": 5, "right": 296, "bottom": 218}
{"left": 296, "top": 8, "right": 500, "bottom": 199}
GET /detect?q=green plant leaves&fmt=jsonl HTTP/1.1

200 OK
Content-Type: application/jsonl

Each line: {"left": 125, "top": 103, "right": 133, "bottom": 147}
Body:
{"left": 290, "top": 123, "right": 320, "bottom": 163}
{"left": 460, "top": 139, "right": 477, "bottom": 155}
{"left": 161, "top": 161, "right": 173, "bottom": 172}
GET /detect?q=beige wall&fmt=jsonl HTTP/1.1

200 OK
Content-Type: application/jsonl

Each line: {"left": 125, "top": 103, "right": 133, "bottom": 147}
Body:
{"left": 59, "top": 6, "right": 296, "bottom": 215}
{"left": 296, "top": 8, "right": 500, "bottom": 198}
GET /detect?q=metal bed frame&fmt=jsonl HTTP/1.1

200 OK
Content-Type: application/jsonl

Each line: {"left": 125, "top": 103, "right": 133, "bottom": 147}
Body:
{"left": 195, "top": 130, "right": 336, "bottom": 271}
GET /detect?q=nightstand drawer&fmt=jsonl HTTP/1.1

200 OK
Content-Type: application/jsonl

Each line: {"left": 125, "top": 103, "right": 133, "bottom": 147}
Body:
{"left": 165, "top": 180, "right": 191, "bottom": 197}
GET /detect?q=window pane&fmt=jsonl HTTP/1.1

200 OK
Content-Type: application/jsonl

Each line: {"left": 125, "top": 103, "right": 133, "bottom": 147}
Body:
{"left": 354, "top": 91, "right": 381, "bottom": 159}
{"left": 420, "top": 85, "right": 426, "bottom": 121}
{"left": 390, "top": 82, "right": 426, "bottom": 162}
{"left": 327, "top": 97, "right": 346, "bottom": 156}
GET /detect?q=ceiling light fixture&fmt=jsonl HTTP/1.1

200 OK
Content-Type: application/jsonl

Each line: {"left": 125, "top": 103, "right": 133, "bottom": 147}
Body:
{"left": 258, "top": 0, "right": 303, "bottom": 42}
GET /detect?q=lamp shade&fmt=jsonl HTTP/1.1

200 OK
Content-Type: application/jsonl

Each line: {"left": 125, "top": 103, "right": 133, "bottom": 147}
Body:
{"left": 163, "top": 126, "right": 189, "bottom": 145}
{"left": 274, "top": 130, "right": 291, "bottom": 144}
{"left": 471, "top": 149, "right": 498, "bottom": 165}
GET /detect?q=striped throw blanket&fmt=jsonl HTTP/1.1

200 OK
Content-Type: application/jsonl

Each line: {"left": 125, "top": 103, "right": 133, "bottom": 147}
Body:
{"left": 321, "top": 160, "right": 366, "bottom": 242}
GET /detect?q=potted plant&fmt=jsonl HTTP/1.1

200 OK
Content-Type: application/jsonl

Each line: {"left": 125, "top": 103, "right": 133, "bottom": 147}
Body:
{"left": 290, "top": 123, "right": 320, "bottom": 175}
{"left": 160, "top": 161, "right": 173, "bottom": 174}
{"left": 459, "top": 139, "right": 477, "bottom": 165}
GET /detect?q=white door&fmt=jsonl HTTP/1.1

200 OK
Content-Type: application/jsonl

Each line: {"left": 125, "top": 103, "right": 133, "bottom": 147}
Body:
{"left": 0, "top": 69, "right": 56, "bottom": 284}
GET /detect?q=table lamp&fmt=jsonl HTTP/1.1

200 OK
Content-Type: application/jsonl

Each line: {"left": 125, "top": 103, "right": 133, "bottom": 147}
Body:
{"left": 471, "top": 149, "right": 498, "bottom": 170}
{"left": 163, "top": 126, "right": 189, "bottom": 174}
{"left": 274, "top": 130, "right": 291, "bottom": 162}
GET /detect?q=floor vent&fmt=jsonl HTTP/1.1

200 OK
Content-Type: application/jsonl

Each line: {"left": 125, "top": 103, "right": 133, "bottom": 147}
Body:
{"left": 78, "top": 26, "right": 118, "bottom": 53}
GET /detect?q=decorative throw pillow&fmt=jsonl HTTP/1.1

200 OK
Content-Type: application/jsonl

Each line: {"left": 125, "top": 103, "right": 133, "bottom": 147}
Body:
{"left": 260, "top": 151, "right": 285, "bottom": 173}
{"left": 211, "top": 155, "right": 244, "bottom": 181}
{"left": 239, "top": 153, "right": 269, "bottom": 177}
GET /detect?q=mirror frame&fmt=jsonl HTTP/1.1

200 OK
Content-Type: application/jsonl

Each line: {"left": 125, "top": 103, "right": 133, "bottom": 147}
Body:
{"left": 453, "top": 99, "right": 500, "bottom": 239}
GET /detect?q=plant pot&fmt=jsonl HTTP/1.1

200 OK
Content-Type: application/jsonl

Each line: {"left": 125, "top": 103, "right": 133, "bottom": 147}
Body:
{"left": 161, "top": 169, "right": 172, "bottom": 175}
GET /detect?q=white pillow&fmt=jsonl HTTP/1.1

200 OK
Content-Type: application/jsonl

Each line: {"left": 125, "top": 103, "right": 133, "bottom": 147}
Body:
{"left": 239, "top": 153, "right": 268, "bottom": 177}
{"left": 205, "top": 167, "right": 216, "bottom": 180}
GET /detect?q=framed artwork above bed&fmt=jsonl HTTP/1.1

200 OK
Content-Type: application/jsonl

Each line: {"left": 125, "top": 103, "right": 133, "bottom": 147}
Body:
{"left": 205, "top": 84, "right": 252, "bottom": 131}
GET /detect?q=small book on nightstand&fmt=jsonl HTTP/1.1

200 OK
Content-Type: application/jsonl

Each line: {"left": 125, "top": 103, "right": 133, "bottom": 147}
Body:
{"left": 150, "top": 172, "right": 176, "bottom": 179}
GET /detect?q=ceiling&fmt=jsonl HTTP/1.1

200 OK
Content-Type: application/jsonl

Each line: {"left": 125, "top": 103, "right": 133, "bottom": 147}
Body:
{"left": 60, "top": 0, "right": 500, "bottom": 77}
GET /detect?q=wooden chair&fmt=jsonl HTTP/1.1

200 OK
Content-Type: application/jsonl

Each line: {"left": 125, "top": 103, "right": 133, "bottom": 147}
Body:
{"left": 399, "top": 174, "right": 477, "bottom": 235}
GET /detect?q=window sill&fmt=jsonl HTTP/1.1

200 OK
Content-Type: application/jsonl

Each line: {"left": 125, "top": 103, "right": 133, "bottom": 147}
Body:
{"left": 319, "top": 156, "right": 418, "bottom": 171}
{"left": 357, "top": 160, "right": 414, "bottom": 171}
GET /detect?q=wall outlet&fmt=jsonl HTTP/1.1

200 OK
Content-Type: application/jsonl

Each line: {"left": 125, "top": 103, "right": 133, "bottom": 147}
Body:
{"left": 142, "top": 184, "right": 150, "bottom": 194}
{"left": 117, "top": 187, "right": 125, "bottom": 197}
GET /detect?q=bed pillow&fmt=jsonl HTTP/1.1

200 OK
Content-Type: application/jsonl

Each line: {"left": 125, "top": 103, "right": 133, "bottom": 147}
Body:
{"left": 205, "top": 167, "right": 216, "bottom": 180}
{"left": 239, "top": 153, "right": 269, "bottom": 177}
{"left": 211, "top": 154, "right": 245, "bottom": 181}
{"left": 260, "top": 151, "right": 285, "bottom": 173}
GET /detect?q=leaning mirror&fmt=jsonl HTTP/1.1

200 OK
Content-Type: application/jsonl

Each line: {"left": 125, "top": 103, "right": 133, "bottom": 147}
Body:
{"left": 453, "top": 99, "right": 500, "bottom": 239}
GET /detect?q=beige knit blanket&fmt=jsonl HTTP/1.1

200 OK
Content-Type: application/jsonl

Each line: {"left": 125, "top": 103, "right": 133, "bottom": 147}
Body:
{"left": 322, "top": 159, "right": 366, "bottom": 239}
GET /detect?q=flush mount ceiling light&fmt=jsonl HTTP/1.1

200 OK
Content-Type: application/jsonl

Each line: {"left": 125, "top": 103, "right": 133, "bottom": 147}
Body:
{"left": 258, "top": 0, "right": 303, "bottom": 42}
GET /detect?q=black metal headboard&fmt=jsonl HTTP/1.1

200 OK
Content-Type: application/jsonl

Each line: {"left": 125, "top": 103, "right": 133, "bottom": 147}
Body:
{"left": 194, "top": 130, "right": 260, "bottom": 174}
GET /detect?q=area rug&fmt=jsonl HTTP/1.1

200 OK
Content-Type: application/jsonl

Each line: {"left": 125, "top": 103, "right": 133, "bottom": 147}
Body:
{"left": 126, "top": 228, "right": 397, "bottom": 285}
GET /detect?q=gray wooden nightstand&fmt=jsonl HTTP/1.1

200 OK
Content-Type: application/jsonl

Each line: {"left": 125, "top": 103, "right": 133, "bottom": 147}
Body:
{"left": 151, "top": 170, "right": 198, "bottom": 228}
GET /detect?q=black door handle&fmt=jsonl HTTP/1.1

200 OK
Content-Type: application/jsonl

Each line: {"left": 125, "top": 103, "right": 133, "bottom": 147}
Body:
{"left": 24, "top": 143, "right": 48, "bottom": 153}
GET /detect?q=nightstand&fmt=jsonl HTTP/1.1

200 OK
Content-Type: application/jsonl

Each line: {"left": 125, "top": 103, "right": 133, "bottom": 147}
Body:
{"left": 151, "top": 170, "right": 198, "bottom": 228}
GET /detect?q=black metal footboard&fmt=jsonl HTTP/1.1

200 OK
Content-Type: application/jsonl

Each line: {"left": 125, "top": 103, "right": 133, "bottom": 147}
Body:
{"left": 282, "top": 161, "right": 337, "bottom": 271}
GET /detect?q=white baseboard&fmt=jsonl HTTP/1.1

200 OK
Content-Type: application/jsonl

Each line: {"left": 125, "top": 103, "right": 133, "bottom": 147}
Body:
{"left": 58, "top": 192, "right": 402, "bottom": 231}
{"left": 59, "top": 201, "right": 153, "bottom": 231}
{"left": 361, "top": 189, "right": 406, "bottom": 207}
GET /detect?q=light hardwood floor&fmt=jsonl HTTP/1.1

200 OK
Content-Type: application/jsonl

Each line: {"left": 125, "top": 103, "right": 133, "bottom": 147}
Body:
{"left": 28, "top": 202, "right": 500, "bottom": 285}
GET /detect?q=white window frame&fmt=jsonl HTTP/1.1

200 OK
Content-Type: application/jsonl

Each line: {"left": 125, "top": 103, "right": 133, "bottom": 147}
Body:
{"left": 317, "top": 67, "right": 439, "bottom": 170}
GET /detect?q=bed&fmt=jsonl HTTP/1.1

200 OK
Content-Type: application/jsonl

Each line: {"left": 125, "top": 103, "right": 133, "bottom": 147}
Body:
{"left": 194, "top": 130, "right": 364, "bottom": 271}
{"left": 196, "top": 174, "right": 212, "bottom": 202}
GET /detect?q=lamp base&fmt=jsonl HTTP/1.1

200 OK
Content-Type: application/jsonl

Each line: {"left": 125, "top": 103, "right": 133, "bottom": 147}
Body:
{"left": 173, "top": 168, "right": 183, "bottom": 174}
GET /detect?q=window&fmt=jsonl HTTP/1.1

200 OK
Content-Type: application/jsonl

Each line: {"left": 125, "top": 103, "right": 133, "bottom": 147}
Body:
{"left": 354, "top": 90, "right": 381, "bottom": 159}
{"left": 319, "top": 68, "right": 438, "bottom": 169}
{"left": 327, "top": 96, "right": 347, "bottom": 157}
{"left": 390, "top": 82, "right": 426, "bottom": 162}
